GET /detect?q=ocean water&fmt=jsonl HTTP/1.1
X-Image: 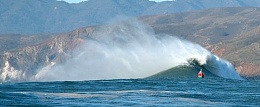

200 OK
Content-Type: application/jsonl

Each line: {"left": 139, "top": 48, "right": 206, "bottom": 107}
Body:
{"left": 1, "top": 77, "right": 259, "bottom": 106}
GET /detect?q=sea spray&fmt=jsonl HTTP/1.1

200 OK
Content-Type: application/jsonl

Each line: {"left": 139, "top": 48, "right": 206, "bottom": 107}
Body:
{"left": 34, "top": 20, "right": 243, "bottom": 81}
{"left": 203, "top": 55, "right": 243, "bottom": 80}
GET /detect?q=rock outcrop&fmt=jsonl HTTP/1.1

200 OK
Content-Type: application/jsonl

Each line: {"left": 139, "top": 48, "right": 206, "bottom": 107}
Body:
{"left": 0, "top": 29, "right": 90, "bottom": 82}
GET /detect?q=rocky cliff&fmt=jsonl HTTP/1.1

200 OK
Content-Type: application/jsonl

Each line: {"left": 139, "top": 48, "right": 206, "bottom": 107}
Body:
{"left": 0, "top": 29, "right": 90, "bottom": 82}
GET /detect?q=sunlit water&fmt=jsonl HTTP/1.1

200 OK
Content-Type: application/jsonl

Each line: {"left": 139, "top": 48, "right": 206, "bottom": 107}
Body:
{"left": 0, "top": 77, "right": 259, "bottom": 106}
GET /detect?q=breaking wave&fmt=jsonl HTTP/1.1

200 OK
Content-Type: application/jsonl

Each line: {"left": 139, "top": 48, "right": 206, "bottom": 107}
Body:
{"left": 32, "top": 20, "right": 243, "bottom": 81}
{"left": 147, "top": 55, "right": 242, "bottom": 80}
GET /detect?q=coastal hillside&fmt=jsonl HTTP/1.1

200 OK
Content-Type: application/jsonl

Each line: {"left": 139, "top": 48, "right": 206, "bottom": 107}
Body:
{"left": 0, "top": 7, "right": 260, "bottom": 81}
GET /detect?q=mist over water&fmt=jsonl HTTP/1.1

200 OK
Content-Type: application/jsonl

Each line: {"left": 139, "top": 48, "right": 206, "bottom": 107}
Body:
{"left": 34, "top": 20, "right": 243, "bottom": 81}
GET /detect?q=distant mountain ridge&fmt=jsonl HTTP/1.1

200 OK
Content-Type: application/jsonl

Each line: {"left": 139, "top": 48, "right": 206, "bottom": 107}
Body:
{"left": 1, "top": 0, "right": 260, "bottom": 34}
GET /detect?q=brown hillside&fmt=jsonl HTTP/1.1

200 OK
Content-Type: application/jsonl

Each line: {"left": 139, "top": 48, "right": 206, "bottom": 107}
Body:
{"left": 0, "top": 34, "right": 52, "bottom": 53}
{"left": 141, "top": 7, "right": 260, "bottom": 79}
{"left": 141, "top": 7, "right": 260, "bottom": 46}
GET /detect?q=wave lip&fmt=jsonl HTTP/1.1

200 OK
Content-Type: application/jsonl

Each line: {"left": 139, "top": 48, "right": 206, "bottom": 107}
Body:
{"left": 202, "top": 55, "right": 244, "bottom": 80}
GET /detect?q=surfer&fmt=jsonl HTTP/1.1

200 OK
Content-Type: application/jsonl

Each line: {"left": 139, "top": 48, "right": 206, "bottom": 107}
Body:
{"left": 198, "top": 69, "right": 204, "bottom": 78}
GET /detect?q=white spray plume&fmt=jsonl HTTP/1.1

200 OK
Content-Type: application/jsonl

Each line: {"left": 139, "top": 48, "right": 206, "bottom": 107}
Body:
{"left": 34, "top": 20, "right": 243, "bottom": 81}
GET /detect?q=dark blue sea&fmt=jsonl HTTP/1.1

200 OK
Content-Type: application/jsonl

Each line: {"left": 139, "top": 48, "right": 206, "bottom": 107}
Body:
{"left": 0, "top": 77, "right": 259, "bottom": 106}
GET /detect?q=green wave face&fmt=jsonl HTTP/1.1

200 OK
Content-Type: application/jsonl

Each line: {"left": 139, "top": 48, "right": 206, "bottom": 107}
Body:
{"left": 146, "top": 65, "right": 215, "bottom": 79}
{"left": 147, "top": 59, "right": 216, "bottom": 79}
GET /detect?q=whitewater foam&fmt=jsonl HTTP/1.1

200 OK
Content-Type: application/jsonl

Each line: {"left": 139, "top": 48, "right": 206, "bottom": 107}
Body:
{"left": 33, "top": 20, "right": 243, "bottom": 81}
{"left": 203, "top": 55, "right": 243, "bottom": 80}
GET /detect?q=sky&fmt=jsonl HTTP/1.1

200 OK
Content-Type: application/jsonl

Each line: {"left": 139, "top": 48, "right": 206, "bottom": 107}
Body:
{"left": 61, "top": 0, "right": 171, "bottom": 3}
